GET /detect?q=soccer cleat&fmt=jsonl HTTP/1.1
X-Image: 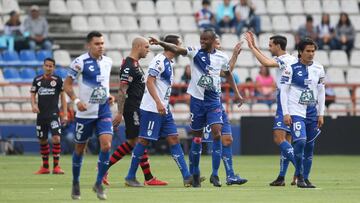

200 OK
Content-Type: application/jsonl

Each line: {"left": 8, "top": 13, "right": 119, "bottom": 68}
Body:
{"left": 144, "top": 177, "right": 168, "bottom": 186}
{"left": 93, "top": 183, "right": 107, "bottom": 200}
{"left": 71, "top": 182, "right": 81, "bottom": 200}
{"left": 102, "top": 172, "right": 110, "bottom": 186}
{"left": 125, "top": 178, "right": 143, "bottom": 187}
{"left": 304, "top": 179, "right": 316, "bottom": 188}
{"left": 291, "top": 176, "right": 297, "bottom": 186}
{"left": 192, "top": 174, "right": 201, "bottom": 188}
{"left": 269, "top": 176, "right": 285, "bottom": 186}
{"left": 34, "top": 166, "right": 50, "bottom": 174}
{"left": 226, "top": 174, "right": 248, "bottom": 185}
{"left": 210, "top": 175, "right": 222, "bottom": 187}
{"left": 52, "top": 166, "right": 65, "bottom": 174}
{"left": 296, "top": 175, "right": 312, "bottom": 188}
{"left": 183, "top": 178, "right": 192, "bottom": 187}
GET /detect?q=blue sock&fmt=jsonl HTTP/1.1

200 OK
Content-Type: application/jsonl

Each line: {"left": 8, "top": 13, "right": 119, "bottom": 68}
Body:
{"left": 278, "top": 141, "right": 294, "bottom": 177}
{"left": 190, "top": 137, "right": 202, "bottom": 175}
{"left": 278, "top": 152, "right": 290, "bottom": 177}
{"left": 212, "top": 139, "right": 221, "bottom": 177}
{"left": 126, "top": 143, "right": 146, "bottom": 180}
{"left": 222, "top": 145, "right": 234, "bottom": 177}
{"left": 72, "top": 152, "right": 83, "bottom": 184}
{"left": 293, "top": 140, "right": 306, "bottom": 177}
{"left": 303, "top": 141, "right": 315, "bottom": 179}
{"left": 170, "top": 143, "right": 191, "bottom": 179}
{"left": 188, "top": 149, "right": 193, "bottom": 175}
{"left": 96, "top": 151, "right": 110, "bottom": 185}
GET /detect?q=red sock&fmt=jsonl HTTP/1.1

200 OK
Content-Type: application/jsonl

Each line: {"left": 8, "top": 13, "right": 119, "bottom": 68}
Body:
{"left": 52, "top": 143, "right": 61, "bottom": 168}
{"left": 140, "top": 150, "right": 153, "bottom": 181}
{"left": 40, "top": 143, "right": 50, "bottom": 169}
{"left": 109, "top": 142, "right": 133, "bottom": 167}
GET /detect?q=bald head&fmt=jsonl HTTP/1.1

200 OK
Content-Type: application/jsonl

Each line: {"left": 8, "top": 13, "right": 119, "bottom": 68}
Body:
{"left": 132, "top": 37, "right": 148, "bottom": 48}
{"left": 131, "top": 37, "right": 150, "bottom": 59}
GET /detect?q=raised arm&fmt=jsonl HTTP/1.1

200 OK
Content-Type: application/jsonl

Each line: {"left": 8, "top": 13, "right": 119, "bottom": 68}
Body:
{"left": 149, "top": 37, "right": 188, "bottom": 56}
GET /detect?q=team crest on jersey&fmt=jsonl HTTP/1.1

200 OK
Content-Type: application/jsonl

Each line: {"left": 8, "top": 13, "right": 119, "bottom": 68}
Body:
{"left": 295, "top": 130, "right": 301, "bottom": 137}
{"left": 75, "top": 64, "right": 81, "bottom": 71}
{"left": 128, "top": 76, "right": 133, "bottom": 82}
{"left": 147, "top": 130, "right": 152, "bottom": 136}
{"left": 50, "top": 80, "right": 57, "bottom": 87}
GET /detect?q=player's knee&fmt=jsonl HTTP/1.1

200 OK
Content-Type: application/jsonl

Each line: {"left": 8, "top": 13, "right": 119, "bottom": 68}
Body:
{"left": 100, "top": 141, "right": 111, "bottom": 152}
{"left": 273, "top": 130, "right": 286, "bottom": 145}
{"left": 212, "top": 133, "right": 221, "bottom": 140}
{"left": 74, "top": 144, "right": 86, "bottom": 155}
{"left": 138, "top": 138, "right": 149, "bottom": 146}
{"left": 167, "top": 135, "right": 179, "bottom": 145}
{"left": 222, "top": 135, "right": 233, "bottom": 146}
{"left": 52, "top": 135, "right": 61, "bottom": 144}
{"left": 38, "top": 138, "right": 48, "bottom": 145}
{"left": 127, "top": 138, "right": 138, "bottom": 147}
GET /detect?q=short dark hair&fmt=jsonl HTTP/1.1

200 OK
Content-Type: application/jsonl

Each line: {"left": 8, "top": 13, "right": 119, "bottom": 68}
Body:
{"left": 86, "top": 31, "right": 103, "bottom": 42}
{"left": 270, "top": 35, "right": 287, "bottom": 50}
{"left": 306, "top": 15, "right": 313, "bottom": 22}
{"left": 297, "top": 38, "right": 318, "bottom": 58}
{"left": 44, "top": 57, "right": 55, "bottom": 66}
{"left": 163, "top": 34, "right": 181, "bottom": 51}
{"left": 202, "top": 0, "right": 211, "bottom": 5}
{"left": 202, "top": 28, "right": 217, "bottom": 39}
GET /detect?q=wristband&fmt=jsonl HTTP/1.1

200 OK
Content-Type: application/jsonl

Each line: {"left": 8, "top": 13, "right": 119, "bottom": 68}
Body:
{"left": 74, "top": 98, "right": 80, "bottom": 105}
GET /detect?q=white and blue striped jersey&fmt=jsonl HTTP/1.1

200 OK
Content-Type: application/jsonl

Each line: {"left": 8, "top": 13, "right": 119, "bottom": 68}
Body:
{"left": 140, "top": 53, "right": 174, "bottom": 113}
{"left": 280, "top": 60, "right": 326, "bottom": 118}
{"left": 68, "top": 52, "right": 112, "bottom": 119}
{"left": 274, "top": 53, "right": 298, "bottom": 87}
{"left": 186, "top": 47, "right": 230, "bottom": 102}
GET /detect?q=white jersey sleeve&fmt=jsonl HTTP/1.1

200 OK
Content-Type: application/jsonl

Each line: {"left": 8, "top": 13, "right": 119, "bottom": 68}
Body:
{"left": 279, "top": 64, "right": 293, "bottom": 115}
{"left": 221, "top": 53, "right": 230, "bottom": 72}
{"left": 186, "top": 47, "right": 200, "bottom": 58}
{"left": 317, "top": 65, "right": 326, "bottom": 116}
{"left": 68, "top": 57, "right": 84, "bottom": 79}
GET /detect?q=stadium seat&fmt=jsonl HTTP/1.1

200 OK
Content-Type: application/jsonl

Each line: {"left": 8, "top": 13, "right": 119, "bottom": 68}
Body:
{"left": 251, "top": 103, "right": 271, "bottom": 116}
{"left": 49, "top": 0, "right": 69, "bottom": 15}
{"left": 174, "top": 0, "right": 193, "bottom": 15}
{"left": 346, "top": 68, "right": 360, "bottom": 83}
{"left": 285, "top": 0, "right": 303, "bottom": 14}
{"left": 266, "top": 0, "right": 285, "bottom": 15}
{"left": 258, "top": 33, "right": 274, "bottom": 50}
{"left": 355, "top": 33, "right": 360, "bottom": 49}
{"left": 349, "top": 15, "right": 360, "bottom": 31}
{"left": 272, "top": 15, "right": 291, "bottom": 32}
{"left": 334, "top": 87, "right": 352, "bottom": 104}
{"left": 322, "top": 0, "right": 341, "bottom": 14}
{"left": 88, "top": 16, "right": 106, "bottom": 32}
{"left": 221, "top": 34, "right": 239, "bottom": 50}
{"left": 173, "top": 66, "right": 184, "bottom": 84}
{"left": 21, "top": 102, "right": 36, "bottom": 120}
{"left": 82, "top": 0, "right": 101, "bottom": 14}
{"left": 99, "top": 0, "right": 117, "bottom": 14}
{"left": 109, "top": 33, "right": 130, "bottom": 50}
{"left": 120, "top": 16, "right": 139, "bottom": 32}
{"left": 326, "top": 67, "right": 345, "bottom": 84}
{"left": 3, "top": 68, "right": 21, "bottom": 82}
{"left": 184, "top": 33, "right": 200, "bottom": 46}
{"left": 230, "top": 103, "right": 251, "bottom": 119}
{"left": 71, "top": 16, "right": 88, "bottom": 32}
{"left": 2, "top": 50, "right": 21, "bottom": 66}
{"left": 54, "top": 67, "right": 68, "bottom": 79}
{"left": 290, "top": 15, "right": 305, "bottom": 31}
{"left": 156, "top": 0, "right": 174, "bottom": 15}
{"left": 3, "top": 85, "right": 21, "bottom": 98}
{"left": 36, "top": 50, "right": 53, "bottom": 62}
{"left": 327, "top": 103, "right": 348, "bottom": 117}
{"left": 66, "top": 0, "right": 86, "bottom": 15}
{"left": 0, "top": 69, "right": 5, "bottom": 83}
{"left": 277, "top": 33, "right": 295, "bottom": 51}
{"left": 19, "top": 68, "right": 36, "bottom": 82}
{"left": 139, "top": 16, "right": 159, "bottom": 32}
{"left": 173, "top": 103, "right": 190, "bottom": 121}
{"left": 19, "top": 50, "right": 40, "bottom": 66}
{"left": 260, "top": 15, "right": 272, "bottom": 32}
{"left": 53, "top": 50, "right": 71, "bottom": 67}
{"left": 304, "top": 0, "right": 322, "bottom": 14}
{"left": 104, "top": 16, "right": 122, "bottom": 32}
{"left": 233, "top": 68, "right": 249, "bottom": 81}
{"left": 137, "top": 1, "right": 156, "bottom": 15}
{"left": 177, "top": 56, "right": 190, "bottom": 67}
{"left": 192, "top": 0, "right": 202, "bottom": 13}
{"left": 37, "top": 68, "right": 44, "bottom": 76}
{"left": 179, "top": 16, "right": 198, "bottom": 33}
{"left": 1, "top": 0, "right": 20, "bottom": 14}
{"left": 236, "top": 51, "right": 255, "bottom": 67}
{"left": 350, "top": 50, "right": 360, "bottom": 67}
{"left": 314, "top": 50, "right": 330, "bottom": 67}
{"left": 160, "top": 16, "right": 179, "bottom": 32}
{"left": 101, "top": 34, "right": 113, "bottom": 49}
{"left": 19, "top": 85, "right": 31, "bottom": 98}
{"left": 340, "top": 0, "right": 359, "bottom": 14}
{"left": 106, "top": 51, "right": 123, "bottom": 67}
{"left": 251, "top": 0, "right": 267, "bottom": 15}
{"left": 4, "top": 102, "right": 22, "bottom": 120}
{"left": 114, "top": 0, "right": 133, "bottom": 15}
{"left": 329, "top": 50, "right": 348, "bottom": 67}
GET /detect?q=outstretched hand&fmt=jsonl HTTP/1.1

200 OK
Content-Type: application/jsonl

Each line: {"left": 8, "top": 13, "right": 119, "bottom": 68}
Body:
{"left": 244, "top": 31, "right": 256, "bottom": 48}
{"left": 149, "top": 37, "right": 160, "bottom": 45}
{"left": 233, "top": 42, "right": 242, "bottom": 55}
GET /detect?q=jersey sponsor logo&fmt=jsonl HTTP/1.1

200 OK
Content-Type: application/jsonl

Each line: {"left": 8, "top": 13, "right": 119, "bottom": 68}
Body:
{"left": 277, "top": 121, "right": 281, "bottom": 127}
{"left": 96, "top": 75, "right": 105, "bottom": 82}
{"left": 123, "top": 67, "right": 130, "bottom": 74}
{"left": 281, "top": 76, "right": 289, "bottom": 83}
{"left": 37, "top": 81, "right": 41, "bottom": 86}
{"left": 51, "top": 120, "right": 59, "bottom": 129}
{"left": 297, "top": 71, "right": 303, "bottom": 76}
{"left": 38, "top": 87, "right": 56, "bottom": 95}
{"left": 89, "top": 86, "right": 107, "bottom": 104}
{"left": 89, "top": 65, "right": 95, "bottom": 72}
{"left": 201, "top": 56, "right": 206, "bottom": 62}
{"left": 50, "top": 80, "right": 57, "bottom": 87}
{"left": 84, "top": 60, "right": 93, "bottom": 64}
{"left": 128, "top": 76, "right": 133, "bottom": 82}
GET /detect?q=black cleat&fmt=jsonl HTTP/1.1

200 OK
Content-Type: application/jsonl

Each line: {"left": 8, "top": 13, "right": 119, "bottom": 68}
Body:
{"left": 304, "top": 179, "right": 316, "bottom": 188}
{"left": 192, "top": 174, "right": 201, "bottom": 188}
{"left": 297, "top": 175, "right": 312, "bottom": 188}
{"left": 71, "top": 182, "right": 81, "bottom": 200}
{"left": 210, "top": 175, "right": 222, "bottom": 187}
{"left": 125, "top": 178, "right": 143, "bottom": 187}
{"left": 269, "top": 176, "right": 285, "bottom": 186}
{"left": 92, "top": 183, "right": 107, "bottom": 200}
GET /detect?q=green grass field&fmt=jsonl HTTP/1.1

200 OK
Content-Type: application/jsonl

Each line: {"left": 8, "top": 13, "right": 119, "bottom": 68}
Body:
{"left": 0, "top": 155, "right": 359, "bottom": 203}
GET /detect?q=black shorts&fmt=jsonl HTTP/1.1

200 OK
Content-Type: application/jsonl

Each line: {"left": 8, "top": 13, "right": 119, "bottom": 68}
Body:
{"left": 123, "top": 110, "right": 140, "bottom": 139}
{"left": 36, "top": 117, "right": 61, "bottom": 140}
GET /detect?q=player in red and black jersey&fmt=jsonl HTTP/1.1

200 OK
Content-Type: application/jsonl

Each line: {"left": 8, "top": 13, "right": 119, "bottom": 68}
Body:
{"left": 31, "top": 58, "right": 68, "bottom": 175}
{"left": 103, "top": 37, "right": 167, "bottom": 186}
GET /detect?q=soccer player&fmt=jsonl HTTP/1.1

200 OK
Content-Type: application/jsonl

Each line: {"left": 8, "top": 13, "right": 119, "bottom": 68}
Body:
{"left": 245, "top": 31, "right": 297, "bottom": 186}
{"left": 105, "top": 37, "right": 167, "bottom": 187}
{"left": 31, "top": 58, "right": 67, "bottom": 175}
{"left": 125, "top": 35, "right": 192, "bottom": 187}
{"left": 152, "top": 29, "right": 243, "bottom": 187}
{"left": 280, "top": 38, "right": 325, "bottom": 188}
{"left": 65, "top": 31, "right": 114, "bottom": 200}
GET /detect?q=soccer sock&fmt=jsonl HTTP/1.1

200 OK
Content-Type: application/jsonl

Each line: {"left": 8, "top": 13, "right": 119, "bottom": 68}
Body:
{"left": 190, "top": 137, "right": 202, "bottom": 175}
{"left": 188, "top": 149, "right": 193, "bottom": 175}
{"left": 96, "top": 151, "right": 110, "bottom": 185}
{"left": 170, "top": 143, "right": 191, "bottom": 179}
{"left": 211, "top": 139, "right": 222, "bottom": 177}
{"left": 139, "top": 150, "right": 154, "bottom": 181}
{"left": 303, "top": 141, "right": 315, "bottom": 180}
{"left": 279, "top": 141, "right": 295, "bottom": 165}
{"left": 40, "top": 143, "right": 50, "bottom": 169}
{"left": 126, "top": 143, "right": 146, "bottom": 180}
{"left": 278, "top": 152, "right": 290, "bottom": 177}
{"left": 109, "top": 141, "right": 133, "bottom": 167}
{"left": 293, "top": 140, "right": 306, "bottom": 177}
{"left": 72, "top": 152, "right": 83, "bottom": 184}
{"left": 52, "top": 143, "right": 61, "bottom": 168}
{"left": 222, "top": 145, "right": 235, "bottom": 177}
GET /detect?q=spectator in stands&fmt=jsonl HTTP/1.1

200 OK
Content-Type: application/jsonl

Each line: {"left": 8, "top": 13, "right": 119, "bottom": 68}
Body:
{"left": 24, "top": 5, "right": 52, "bottom": 50}
{"left": 195, "top": 0, "right": 218, "bottom": 33}
{"left": 295, "top": 15, "right": 318, "bottom": 49}
{"left": 233, "top": 0, "right": 261, "bottom": 36}
{"left": 242, "top": 77, "right": 256, "bottom": 104}
{"left": 216, "top": 0, "right": 236, "bottom": 34}
{"left": 255, "top": 66, "right": 275, "bottom": 106}
{"left": 334, "top": 12, "right": 355, "bottom": 56}
{"left": 316, "top": 13, "right": 336, "bottom": 50}
{"left": 3, "top": 10, "right": 29, "bottom": 52}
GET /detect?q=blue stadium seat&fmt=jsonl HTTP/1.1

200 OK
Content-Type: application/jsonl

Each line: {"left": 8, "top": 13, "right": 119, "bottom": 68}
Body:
{"left": 36, "top": 50, "right": 53, "bottom": 62}
{"left": 55, "top": 67, "right": 68, "bottom": 79}
{"left": 2, "top": 50, "right": 21, "bottom": 66}
{"left": 19, "top": 50, "right": 41, "bottom": 66}
{"left": 19, "top": 67, "right": 37, "bottom": 83}
{"left": 37, "top": 68, "right": 44, "bottom": 76}
{"left": 0, "top": 54, "right": 4, "bottom": 67}
{"left": 3, "top": 67, "right": 22, "bottom": 82}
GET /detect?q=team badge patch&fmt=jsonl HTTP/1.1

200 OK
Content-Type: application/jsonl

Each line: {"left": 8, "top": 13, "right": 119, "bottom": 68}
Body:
{"left": 50, "top": 80, "right": 57, "bottom": 87}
